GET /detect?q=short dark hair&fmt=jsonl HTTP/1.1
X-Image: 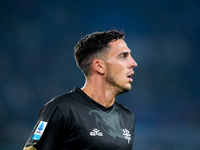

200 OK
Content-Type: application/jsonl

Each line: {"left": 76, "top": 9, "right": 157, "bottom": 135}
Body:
{"left": 74, "top": 30, "right": 125, "bottom": 76}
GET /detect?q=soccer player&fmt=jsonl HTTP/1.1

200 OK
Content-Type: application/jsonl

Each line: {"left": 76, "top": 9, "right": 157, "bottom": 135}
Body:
{"left": 23, "top": 30, "right": 137, "bottom": 150}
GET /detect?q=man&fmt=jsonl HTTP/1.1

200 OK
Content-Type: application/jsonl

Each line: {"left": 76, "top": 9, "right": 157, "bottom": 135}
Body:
{"left": 23, "top": 30, "right": 137, "bottom": 150}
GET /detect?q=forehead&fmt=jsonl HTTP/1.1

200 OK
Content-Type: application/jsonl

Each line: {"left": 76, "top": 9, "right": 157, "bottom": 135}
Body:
{"left": 107, "top": 39, "right": 130, "bottom": 55}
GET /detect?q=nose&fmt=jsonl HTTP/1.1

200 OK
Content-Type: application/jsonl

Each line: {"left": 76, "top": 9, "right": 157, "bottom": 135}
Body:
{"left": 130, "top": 56, "right": 137, "bottom": 69}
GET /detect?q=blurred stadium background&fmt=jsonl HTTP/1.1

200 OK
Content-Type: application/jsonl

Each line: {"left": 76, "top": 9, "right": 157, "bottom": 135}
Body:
{"left": 0, "top": 0, "right": 199, "bottom": 149}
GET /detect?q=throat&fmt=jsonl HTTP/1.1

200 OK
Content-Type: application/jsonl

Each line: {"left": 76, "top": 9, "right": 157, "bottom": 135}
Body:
{"left": 102, "top": 105, "right": 113, "bottom": 113}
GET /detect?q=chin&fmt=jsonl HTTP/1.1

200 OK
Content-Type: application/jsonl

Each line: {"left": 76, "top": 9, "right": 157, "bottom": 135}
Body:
{"left": 116, "top": 85, "right": 131, "bottom": 95}
{"left": 124, "top": 83, "right": 132, "bottom": 91}
{"left": 124, "top": 86, "right": 131, "bottom": 92}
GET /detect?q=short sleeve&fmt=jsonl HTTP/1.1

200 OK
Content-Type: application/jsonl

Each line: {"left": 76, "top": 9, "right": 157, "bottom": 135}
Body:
{"left": 23, "top": 101, "right": 66, "bottom": 150}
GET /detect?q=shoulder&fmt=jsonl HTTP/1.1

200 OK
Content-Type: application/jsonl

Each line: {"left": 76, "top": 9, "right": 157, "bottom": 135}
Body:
{"left": 46, "top": 88, "right": 79, "bottom": 105}
{"left": 42, "top": 87, "right": 83, "bottom": 114}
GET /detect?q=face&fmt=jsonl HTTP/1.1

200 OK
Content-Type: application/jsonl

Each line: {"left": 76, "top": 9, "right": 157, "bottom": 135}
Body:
{"left": 104, "top": 39, "right": 137, "bottom": 95}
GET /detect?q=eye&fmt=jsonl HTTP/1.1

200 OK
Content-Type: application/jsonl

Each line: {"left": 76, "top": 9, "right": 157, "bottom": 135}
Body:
{"left": 121, "top": 55, "right": 125, "bottom": 60}
{"left": 121, "top": 53, "right": 128, "bottom": 60}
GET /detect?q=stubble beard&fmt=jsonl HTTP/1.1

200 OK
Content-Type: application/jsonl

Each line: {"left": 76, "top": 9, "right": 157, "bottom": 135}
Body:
{"left": 105, "top": 65, "right": 131, "bottom": 96}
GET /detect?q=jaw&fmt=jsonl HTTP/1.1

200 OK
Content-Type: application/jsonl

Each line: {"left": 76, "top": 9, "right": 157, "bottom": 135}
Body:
{"left": 113, "top": 81, "right": 132, "bottom": 96}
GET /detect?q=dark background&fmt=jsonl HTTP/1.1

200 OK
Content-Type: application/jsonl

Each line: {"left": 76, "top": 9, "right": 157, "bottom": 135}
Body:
{"left": 0, "top": 0, "right": 199, "bottom": 150}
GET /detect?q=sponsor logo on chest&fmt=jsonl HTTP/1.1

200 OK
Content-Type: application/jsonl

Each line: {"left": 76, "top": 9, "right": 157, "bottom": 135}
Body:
{"left": 89, "top": 128, "right": 131, "bottom": 144}
{"left": 90, "top": 128, "right": 103, "bottom": 136}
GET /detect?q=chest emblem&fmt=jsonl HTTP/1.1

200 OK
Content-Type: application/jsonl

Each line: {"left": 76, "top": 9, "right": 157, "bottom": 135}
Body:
{"left": 122, "top": 128, "right": 131, "bottom": 144}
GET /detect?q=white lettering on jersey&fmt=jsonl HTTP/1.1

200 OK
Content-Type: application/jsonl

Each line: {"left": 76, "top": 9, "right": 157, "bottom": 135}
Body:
{"left": 90, "top": 128, "right": 103, "bottom": 136}
{"left": 123, "top": 128, "right": 131, "bottom": 144}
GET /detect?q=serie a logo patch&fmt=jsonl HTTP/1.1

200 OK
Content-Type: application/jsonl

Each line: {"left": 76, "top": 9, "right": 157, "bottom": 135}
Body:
{"left": 32, "top": 121, "right": 48, "bottom": 140}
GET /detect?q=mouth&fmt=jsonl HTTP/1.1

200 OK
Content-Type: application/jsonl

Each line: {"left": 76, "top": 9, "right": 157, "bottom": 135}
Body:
{"left": 127, "top": 72, "right": 134, "bottom": 82}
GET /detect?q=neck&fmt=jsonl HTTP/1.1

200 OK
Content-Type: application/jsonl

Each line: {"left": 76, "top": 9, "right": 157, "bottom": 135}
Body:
{"left": 81, "top": 76, "right": 116, "bottom": 108}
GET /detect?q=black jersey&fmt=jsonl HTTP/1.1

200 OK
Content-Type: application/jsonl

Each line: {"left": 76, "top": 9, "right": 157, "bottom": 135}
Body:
{"left": 23, "top": 87, "right": 135, "bottom": 150}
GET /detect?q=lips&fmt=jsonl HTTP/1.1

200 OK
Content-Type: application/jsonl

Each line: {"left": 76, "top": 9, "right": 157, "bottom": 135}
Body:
{"left": 127, "top": 72, "right": 134, "bottom": 82}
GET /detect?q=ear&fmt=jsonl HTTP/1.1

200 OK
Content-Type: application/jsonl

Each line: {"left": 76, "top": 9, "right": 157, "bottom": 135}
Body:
{"left": 92, "top": 58, "right": 105, "bottom": 75}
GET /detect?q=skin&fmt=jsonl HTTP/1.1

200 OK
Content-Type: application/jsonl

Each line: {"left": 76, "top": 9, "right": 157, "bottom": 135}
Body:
{"left": 23, "top": 146, "right": 36, "bottom": 150}
{"left": 82, "top": 39, "right": 137, "bottom": 108}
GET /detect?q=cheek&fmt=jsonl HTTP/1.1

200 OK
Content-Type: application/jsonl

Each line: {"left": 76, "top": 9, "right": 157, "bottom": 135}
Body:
{"left": 111, "top": 64, "right": 122, "bottom": 74}
{"left": 106, "top": 61, "right": 125, "bottom": 76}
{"left": 114, "top": 63, "right": 125, "bottom": 73}
{"left": 113, "top": 67, "right": 125, "bottom": 81}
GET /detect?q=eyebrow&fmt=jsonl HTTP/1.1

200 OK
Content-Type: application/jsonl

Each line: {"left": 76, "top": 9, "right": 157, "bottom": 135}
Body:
{"left": 119, "top": 50, "right": 131, "bottom": 56}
